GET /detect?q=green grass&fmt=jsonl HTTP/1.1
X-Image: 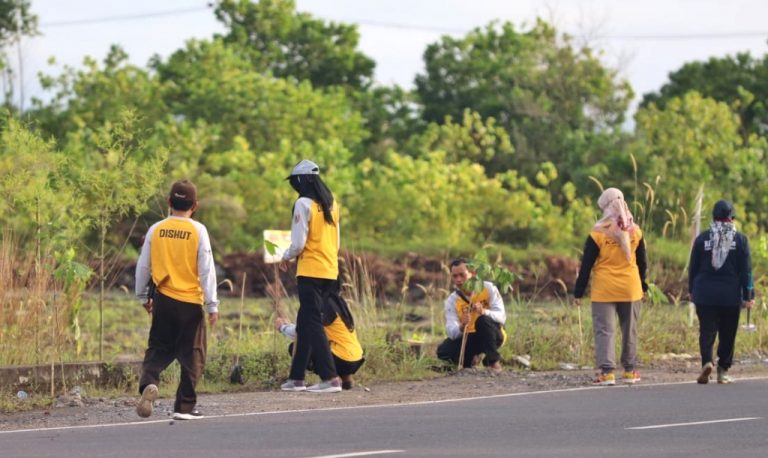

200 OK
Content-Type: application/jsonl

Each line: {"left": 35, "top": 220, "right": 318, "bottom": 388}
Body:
{"left": 3, "top": 274, "right": 768, "bottom": 410}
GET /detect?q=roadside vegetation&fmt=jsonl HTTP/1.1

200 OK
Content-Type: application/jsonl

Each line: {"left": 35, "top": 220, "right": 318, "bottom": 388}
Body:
{"left": 2, "top": 0, "right": 768, "bottom": 409}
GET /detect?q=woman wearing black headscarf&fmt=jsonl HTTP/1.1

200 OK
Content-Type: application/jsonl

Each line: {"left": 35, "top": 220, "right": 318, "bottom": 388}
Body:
{"left": 689, "top": 200, "right": 755, "bottom": 384}
{"left": 278, "top": 159, "right": 342, "bottom": 393}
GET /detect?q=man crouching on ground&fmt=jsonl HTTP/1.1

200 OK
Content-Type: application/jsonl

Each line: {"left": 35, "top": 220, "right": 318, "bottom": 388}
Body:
{"left": 437, "top": 258, "right": 506, "bottom": 373}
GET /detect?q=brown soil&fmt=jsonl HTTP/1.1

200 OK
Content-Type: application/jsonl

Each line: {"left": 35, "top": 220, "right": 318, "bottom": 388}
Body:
{"left": 2, "top": 359, "right": 767, "bottom": 432}
{"left": 108, "top": 247, "right": 688, "bottom": 304}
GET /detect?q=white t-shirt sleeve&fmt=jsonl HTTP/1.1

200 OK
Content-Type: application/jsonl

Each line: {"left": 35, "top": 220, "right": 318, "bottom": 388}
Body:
{"left": 196, "top": 223, "right": 219, "bottom": 313}
{"left": 282, "top": 197, "right": 312, "bottom": 261}
{"left": 444, "top": 293, "right": 461, "bottom": 340}
{"left": 134, "top": 224, "right": 156, "bottom": 304}
{"left": 279, "top": 323, "right": 297, "bottom": 339}
{"left": 484, "top": 281, "right": 506, "bottom": 325}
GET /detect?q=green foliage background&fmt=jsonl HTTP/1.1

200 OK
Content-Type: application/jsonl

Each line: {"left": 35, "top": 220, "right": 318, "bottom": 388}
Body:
{"left": 1, "top": 0, "right": 767, "bottom": 277}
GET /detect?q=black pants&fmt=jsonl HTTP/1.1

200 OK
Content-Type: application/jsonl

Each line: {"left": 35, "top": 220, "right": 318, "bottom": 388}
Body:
{"left": 437, "top": 316, "right": 503, "bottom": 367}
{"left": 288, "top": 343, "right": 364, "bottom": 376}
{"left": 289, "top": 277, "right": 338, "bottom": 381}
{"left": 696, "top": 305, "right": 741, "bottom": 370}
{"left": 139, "top": 292, "right": 206, "bottom": 414}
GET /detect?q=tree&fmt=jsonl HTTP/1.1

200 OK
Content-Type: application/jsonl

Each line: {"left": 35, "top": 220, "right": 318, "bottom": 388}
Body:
{"left": 34, "top": 45, "right": 168, "bottom": 145}
{"left": 71, "top": 110, "right": 168, "bottom": 360}
{"left": 403, "top": 110, "right": 514, "bottom": 175}
{"left": 0, "top": 0, "right": 38, "bottom": 109}
{"left": 354, "top": 85, "right": 425, "bottom": 161}
{"left": 153, "top": 38, "right": 367, "bottom": 154}
{"left": 633, "top": 91, "right": 768, "bottom": 232}
{"left": 0, "top": 115, "right": 84, "bottom": 258}
{"left": 641, "top": 52, "right": 768, "bottom": 140}
{"left": 214, "top": 0, "right": 375, "bottom": 89}
{"left": 414, "top": 19, "right": 632, "bottom": 187}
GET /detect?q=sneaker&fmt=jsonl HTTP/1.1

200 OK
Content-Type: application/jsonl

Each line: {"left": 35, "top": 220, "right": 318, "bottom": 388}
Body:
{"left": 172, "top": 410, "right": 203, "bottom": 420}
{"left": 592, "top": 372, "right": 616, "bottom": 386}
{"left": 280, "top": 379, "right": 306, "bottom": 392}
{"left": 136, "top": 384, "right": 158, "bottom": 418}
{"left": 697, "top": 362, "right": 713, "bottom": 384}
{"left": 622, "top": 370, "right": 641, "bottom": 384}
{"left": 488, "top": 361, "right": 503, "bottom": 376}
{"left": 717, "top": 367, "right": 732, "bottom": 384}
{"left": 307, "top": 378, "right": 342, "bottom": 393}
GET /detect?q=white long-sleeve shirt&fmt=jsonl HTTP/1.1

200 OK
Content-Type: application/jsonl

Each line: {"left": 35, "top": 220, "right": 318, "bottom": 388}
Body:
{"left": 135, "top": 216, "right": 219, "bottom": 313}
{"left": 281, "top": 197, "right": 340, "bottom": 261}
{"left": 444, "top": 281, "right": 506, "bottom": 340}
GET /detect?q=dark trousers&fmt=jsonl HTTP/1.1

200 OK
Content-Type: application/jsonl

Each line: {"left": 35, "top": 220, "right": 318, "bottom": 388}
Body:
{"left": 289, "top": 277, "right": 338, "bottom": 381}
{"left": 437, "top": 316, "right": 503, "bottom": 367}
{"left": 696, "top": 305, "right": 741, "bottom": 370}
{"left": 139, "top": 292, "right": 206, "bottom": 414}
{"left": 288, "top": 343, "right": 364, "bottom": 376}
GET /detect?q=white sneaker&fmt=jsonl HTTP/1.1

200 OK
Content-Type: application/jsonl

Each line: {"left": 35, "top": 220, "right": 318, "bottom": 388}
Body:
{"left": 136, "top": 384, "right": 158, "bottom": 418}
{"left": 307, "top": 378, "right": 342, "bottom": 393}
{"left": 172, "top": 410, "right": 204, "bottom": 420}
{"left": 281, "top": 379, "right": 307, "bottom": 392}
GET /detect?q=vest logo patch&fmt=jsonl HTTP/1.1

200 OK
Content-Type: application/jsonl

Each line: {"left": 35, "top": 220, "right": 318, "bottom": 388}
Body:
{"left": 159, "top": 229, "right": 192, "bottom": 240}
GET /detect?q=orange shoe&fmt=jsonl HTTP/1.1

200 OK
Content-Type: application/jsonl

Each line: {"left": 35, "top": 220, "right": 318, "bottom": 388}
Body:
{"left": 592, "top": 372, "right": 616, "bottom": 386}
{"left": 622, "top": 370, "right": 641, "bottom": 384}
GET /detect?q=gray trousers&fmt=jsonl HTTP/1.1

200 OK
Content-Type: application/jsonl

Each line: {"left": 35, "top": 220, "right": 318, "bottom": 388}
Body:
{"left": 591, "top": 301, "right": 641, "bottom": 373}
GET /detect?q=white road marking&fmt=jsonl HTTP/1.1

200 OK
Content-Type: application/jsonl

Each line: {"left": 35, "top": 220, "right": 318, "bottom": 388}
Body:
{"left": 627, "top": 417, "right": 762, "bottom": 430}
{"left": 306, "top": 450, "right": 403, "bottom": 458}
{"left": 1, "top": 376, "right": 767, "bottom": 435}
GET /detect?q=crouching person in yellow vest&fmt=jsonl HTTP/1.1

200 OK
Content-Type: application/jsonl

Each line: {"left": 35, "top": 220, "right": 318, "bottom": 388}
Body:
{"left": 275, "top": 287, "right": 364, "bottom": 390}
{"left": 437, "top": 258, "right": 506, "bottom": 374}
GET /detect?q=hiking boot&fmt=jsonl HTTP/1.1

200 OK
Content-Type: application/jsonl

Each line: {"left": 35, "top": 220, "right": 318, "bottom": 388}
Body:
{"left": 697, "top": 362, "right": 713, "bottom": 384}
{"left": 592, "top": 372, "right": 616, "bottom": 386}
{"left": 172, "top": 410, "right": 203, "bottom": 420}
{"left": 136, "top": 384, "right": 158, "bottom": 418}
{"left": 488, "top": 361, "right": 503, "bottom": 376}
{"left": 280, "top": 379, "right": 306, "bottom": 392}
{"left": 717, "top": 367, "right": 733, "bottom": 384}
{"left": 622, "top": 370, "right": 641, "bottom": 384}
{"left": 307, "top": 377, "right": 342, "bottom": 393}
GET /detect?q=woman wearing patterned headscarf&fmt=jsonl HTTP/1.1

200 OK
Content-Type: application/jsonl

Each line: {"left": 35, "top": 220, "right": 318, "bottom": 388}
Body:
{"left": 689, "top": 200, "right": 755, "bottom": 384}
{"left": 574, "top": 188, "right": 648, "bottom": 386}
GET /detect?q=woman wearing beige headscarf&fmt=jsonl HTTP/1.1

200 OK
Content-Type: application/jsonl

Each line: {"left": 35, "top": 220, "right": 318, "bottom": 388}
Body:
{"left": 574, "top": 188, "right": 648, "bottom": 386}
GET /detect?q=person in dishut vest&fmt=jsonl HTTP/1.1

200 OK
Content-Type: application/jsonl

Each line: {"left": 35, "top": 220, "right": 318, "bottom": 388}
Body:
{"left": 275, "top": 287, "right": 364, "bottom": 390}
{"left": 437, "top": 258, "right": 507, "bottom": 374}
{"left": 574, "top": 187, "right": 648, "bottom": 386}
{"left": 689, "top": 199, "right": 755, "bottom": 384}
{"left": 279, "top": 159, "right": 343, "bottom": 393}
{"left": 134, "top": 179, "right": 219, "bottom": 420}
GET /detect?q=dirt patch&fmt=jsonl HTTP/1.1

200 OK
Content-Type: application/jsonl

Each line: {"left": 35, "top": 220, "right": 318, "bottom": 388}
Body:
{"left": 3, "top": 359, "right": 767, "bottom": 432}
{"left": 104, "top": 249, "right": 688, "bottom": 303}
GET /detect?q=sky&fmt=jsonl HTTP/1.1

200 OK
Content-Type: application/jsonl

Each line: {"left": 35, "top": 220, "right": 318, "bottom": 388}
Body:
{"left": 15, "top": 0, "right": 768, "bottom": 117}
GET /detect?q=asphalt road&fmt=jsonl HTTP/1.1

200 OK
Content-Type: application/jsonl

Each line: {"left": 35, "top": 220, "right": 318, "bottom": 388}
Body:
{"left": 2, "top": 379, "right": 767, "bottom": 457}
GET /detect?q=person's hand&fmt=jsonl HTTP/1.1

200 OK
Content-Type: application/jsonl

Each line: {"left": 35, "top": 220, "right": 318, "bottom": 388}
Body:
{"left": 470, "top": 302, "right": 484, "bottom": 315}
{"left": 142, "top": 299, "right": 153, "bottom": 314}
{"left": 275, "top": 317, "right": 289, "bottom": 330}
{"left": 278, "top": 260, "right": 290, "bottom": 272}
{"left": 573, "top": 298, "right": 581, "bottom": 307}
{"left": 208, "top": 312, "right": 219, "bottom": 326}
{"left": 743, "top": 300, "right": 755, "bottom": 309}
{"left": 459, "top": 310, "right": 470, "bottom": 328}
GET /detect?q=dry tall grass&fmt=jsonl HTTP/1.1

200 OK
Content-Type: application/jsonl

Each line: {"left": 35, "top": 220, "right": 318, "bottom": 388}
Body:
{"left": 0, "top": 233, "right": 61, "bottom": 367}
